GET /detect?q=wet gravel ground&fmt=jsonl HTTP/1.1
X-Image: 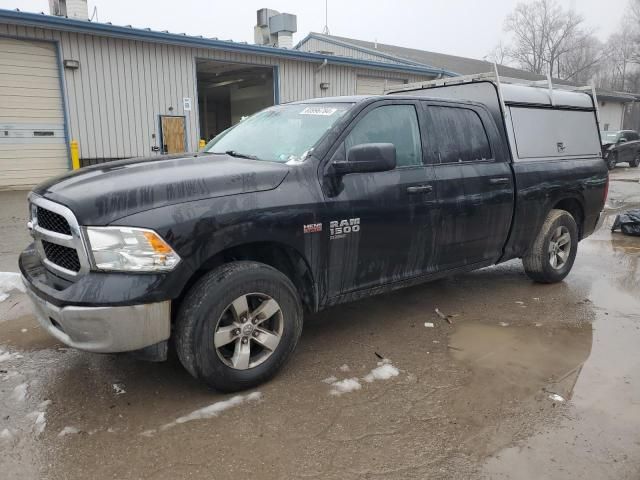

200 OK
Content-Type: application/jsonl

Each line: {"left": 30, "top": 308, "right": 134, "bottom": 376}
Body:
{"left": 0, "top": 167, "right": 639, "bottom": 479}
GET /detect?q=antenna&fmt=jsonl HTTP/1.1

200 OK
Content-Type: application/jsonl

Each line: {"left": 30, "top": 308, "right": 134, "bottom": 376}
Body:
{"left": 322, "top": 0, "right": 330, "bottom": 35}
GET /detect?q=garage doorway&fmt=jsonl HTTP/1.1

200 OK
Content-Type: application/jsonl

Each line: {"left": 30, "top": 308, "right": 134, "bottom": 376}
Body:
{"left": 160, "top": 116, "right": 186, "bottom": 154}
{"left": 196, "top": 60, "right": 275, "bottom": 141}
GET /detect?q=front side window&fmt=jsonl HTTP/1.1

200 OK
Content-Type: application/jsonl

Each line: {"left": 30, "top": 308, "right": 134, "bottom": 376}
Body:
{"left": 427, "top": 106, "right": 492, "bottom": 163}
{"left": 205, "top": 103, "right": 353, "bottom": 163}
{"left": 345, "top": 104, "right": 423, "bottom": 168}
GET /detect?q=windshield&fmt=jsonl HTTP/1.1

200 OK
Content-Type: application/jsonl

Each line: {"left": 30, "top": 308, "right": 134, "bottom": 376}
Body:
{"left": 205, "top": 103, "right": 353, "bottom": 163}
{"left": 601, "top": 131, "right": 619, "bottom": 143}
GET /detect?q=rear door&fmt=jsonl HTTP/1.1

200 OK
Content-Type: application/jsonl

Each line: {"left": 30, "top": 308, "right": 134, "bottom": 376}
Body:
{"left": 322, "top": 100, "right": 438, "bottom": 298}
{"left": 421, "top": 101, "right": 515, "bottom": 270}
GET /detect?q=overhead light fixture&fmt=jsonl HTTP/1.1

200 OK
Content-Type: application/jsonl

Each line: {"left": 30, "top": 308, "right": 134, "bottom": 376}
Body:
{"left": 63, "top": 59, "right": 80, "bottom": 70}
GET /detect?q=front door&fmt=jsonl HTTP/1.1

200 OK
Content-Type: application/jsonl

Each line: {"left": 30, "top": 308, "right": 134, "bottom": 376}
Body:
{"left": 422, "top": 102, "right": 515, "bottom": 270}
{"left": 161, "top": 116, "right": 186, "bottom": 154}
{"left": 322, "top": 101, "right": 438, "bottom": 298}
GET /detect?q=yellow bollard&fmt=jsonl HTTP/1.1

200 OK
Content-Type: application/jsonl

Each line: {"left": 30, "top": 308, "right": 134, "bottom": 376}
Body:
{"left": 198, "top": 139, "right": 206, "bottom": 150}
{"left": 70, "top": 140, "right": 80, "bottom": 170}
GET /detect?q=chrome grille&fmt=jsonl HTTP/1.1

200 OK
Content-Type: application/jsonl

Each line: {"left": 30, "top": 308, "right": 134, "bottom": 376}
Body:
{"left": 29, "top": 195, "right": 90, "bottom": 281}
{"left": 36, "top": 207, "right": 71, "bottom": 235}
{"left": 42, "top": 240, "right": 81, "bottom": 272}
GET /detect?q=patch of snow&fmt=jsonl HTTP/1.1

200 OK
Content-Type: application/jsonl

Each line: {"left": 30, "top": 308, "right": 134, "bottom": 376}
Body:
{"left": 0, "top": 272, "right": 25, "bottom": 302}
{"left": 21, "top": 329, "right": 28, "bottom": 333}
{"left": 322, "top": 376, "right": 338, "bottom": 384}
{"left": 112, "top": 383, "right": 126, "bottom": 395}
{"left": 26, "top": 411, "right": 47, "bottom": 436}
{"left": 499, "top": 322, "right": 510, "bottom": 327}
{"left": 328, "top": 378, "right": 362, "bottom": 396}
{"left": 1, "top": 428, "right": 13, "bottom": 441}
{"left": 38, "top": 399, "right": 52, "bottom": 409}
{"left": 363, "top": 363, "right": 400, "bottom": 383}
{"left": 161, "top": 392, "right": 262, "bottom": 431}
{"left": 339, "top": 364, "right": 350, "bottom": 372}
{"left": 534, "top": 322, "right": 543, "bottom": 328}
{"left": 424, "top": 322, "right": 434, "bottom": 328}
{"left": 515, "top": 301, "right": 525, "bottom": 305}
{"left": 0, "top": 350, "right": 20, "bottom": 363}
{"left": 58, "top": 426, "right": 80, "bottom": 437}
{"left": 11, "top": 383, "right": 28, "bottom": 402}
{"left": 140, "top": 429, "right": 156, "bottom": 437}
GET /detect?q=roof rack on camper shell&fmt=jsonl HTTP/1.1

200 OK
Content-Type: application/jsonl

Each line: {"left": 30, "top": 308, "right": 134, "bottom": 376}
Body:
{"left": 385, "top": 70, "right": 600, "bottom": 120}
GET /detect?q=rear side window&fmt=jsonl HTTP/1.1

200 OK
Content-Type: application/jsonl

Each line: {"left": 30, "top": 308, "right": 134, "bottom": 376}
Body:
{"left": 627, "top": 131, "right": 639, "bottom": 141}
{"left": 345, "top": 104, "right": 422, "bottom": 168}
{"left": 427, "top": 106, "right": 492, "bottom": 164}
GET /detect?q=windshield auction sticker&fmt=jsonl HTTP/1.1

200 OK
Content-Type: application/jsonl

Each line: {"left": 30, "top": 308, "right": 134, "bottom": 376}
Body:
{"left": 300, "top": 106, "right": 337, "bottom": 116}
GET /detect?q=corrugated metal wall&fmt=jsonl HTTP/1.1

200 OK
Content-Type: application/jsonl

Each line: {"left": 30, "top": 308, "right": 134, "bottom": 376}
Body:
{"left": 0, "top": 23, "right": 434, "bottom": 163}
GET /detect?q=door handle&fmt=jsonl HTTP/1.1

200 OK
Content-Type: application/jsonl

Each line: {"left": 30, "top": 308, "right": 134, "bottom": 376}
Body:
{"left": 406, "top": 185, "right": 433, "bottom": 194}
{"left": 489, "top": 177, "right": 510, "bottom": 185}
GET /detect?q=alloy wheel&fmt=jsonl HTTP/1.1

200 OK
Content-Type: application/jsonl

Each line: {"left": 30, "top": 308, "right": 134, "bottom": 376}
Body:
{"left": 548, "top": 226, "right": 571, "bottom": 270}
{"left": 213, "top": 293, "right": 283, "bottom": 370}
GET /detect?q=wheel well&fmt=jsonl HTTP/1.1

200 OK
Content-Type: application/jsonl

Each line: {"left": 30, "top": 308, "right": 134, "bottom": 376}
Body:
{"left": 553, "top": 198, "right": 584, "bottom": 239}
{"left": 178, "top": 242, "right": 317, "bottom": 315}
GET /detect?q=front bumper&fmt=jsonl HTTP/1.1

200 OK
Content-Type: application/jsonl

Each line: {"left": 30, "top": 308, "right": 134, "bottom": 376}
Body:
{"left": 24, "top": 278, "right": 171, "bottom": 353}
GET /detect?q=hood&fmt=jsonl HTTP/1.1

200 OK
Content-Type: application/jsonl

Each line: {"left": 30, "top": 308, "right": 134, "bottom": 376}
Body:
{"left": 33, "top": 153, "right": 289, "bottom": 225}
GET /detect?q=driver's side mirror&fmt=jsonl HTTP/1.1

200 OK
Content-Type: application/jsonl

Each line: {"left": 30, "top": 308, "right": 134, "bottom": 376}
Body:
{"left": 331, "top": 143, "right": 396, "bottom": 175}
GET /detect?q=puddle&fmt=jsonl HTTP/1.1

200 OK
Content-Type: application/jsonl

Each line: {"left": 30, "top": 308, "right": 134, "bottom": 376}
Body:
{"left": 0, "top": 315, "right": 60, "bottom": 351}
{"left": 449, "top": 323, "right": 592, "bottom": 403}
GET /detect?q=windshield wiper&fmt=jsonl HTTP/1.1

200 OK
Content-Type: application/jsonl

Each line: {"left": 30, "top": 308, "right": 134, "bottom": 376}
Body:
{"left": 222, "top": 150, "right": 260, "bottom": 160}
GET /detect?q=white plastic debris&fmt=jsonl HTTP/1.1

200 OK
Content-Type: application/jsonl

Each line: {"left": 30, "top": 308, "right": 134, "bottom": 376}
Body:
{"left": 548, "top": 393, "right": 566, "bottom": 403}
{"left": 112, "top": 383, "right": 126, "bottom": 395}
{"left": 515, "top": 301, "right": 525, "bottom": 305}
{"left": 21, "top": 329, "right": 28, "bottom": 333}
{"left": 363, "top": 362, "right": 400, "bottom": 383}
{"left": 0, "top": 272, "right": 25, "bottom": 302}
{"left": 339, "top": 364, "right": 350, "bottom": 372}
{"left": 58, "top": 426, "right": 80, "bottom": 437}
{"left": 424, "top": 322, "right": 434, "bottom": 328}
{"left": 499, "top": 322, "right": 510, "bottom": 327}
{"left": 161, "top": 392, "right": 262, "bottom": 430}
{"left": 328, "top": 378, "right": 362, "bottom": 396}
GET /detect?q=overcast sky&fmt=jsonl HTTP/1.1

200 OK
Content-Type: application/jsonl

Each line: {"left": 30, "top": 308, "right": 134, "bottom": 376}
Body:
{"left": 0, "top": 0, "right": 628, "bottom": 60}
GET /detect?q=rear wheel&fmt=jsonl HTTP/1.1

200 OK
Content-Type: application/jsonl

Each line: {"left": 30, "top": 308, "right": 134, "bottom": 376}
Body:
{"left": 176, "top": 261, "right": 303, "bottom": 392}
{"left": 523, "top": 209, "right": 579, "bottom": 284}
{"left": 630, "top": 153, "right": 640, "bottom": 168}
{"left": 607, "top": 152, "right": 617, "bottom": 170}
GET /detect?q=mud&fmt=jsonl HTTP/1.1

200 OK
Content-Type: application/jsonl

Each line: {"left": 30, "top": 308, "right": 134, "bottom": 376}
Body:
{"left": 0, "top": 169, "right": 639, "bottom": 479}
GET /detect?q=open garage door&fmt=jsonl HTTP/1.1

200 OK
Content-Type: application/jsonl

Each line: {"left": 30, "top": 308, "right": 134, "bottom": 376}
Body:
{"left": 0, "top": 38, "right": 68, "bottom": 190}
{"left": 356, "top": 75, "right": 408, "bottom": 95}
{"left": 197, "top": 60, "right": 275, "bottom": 141}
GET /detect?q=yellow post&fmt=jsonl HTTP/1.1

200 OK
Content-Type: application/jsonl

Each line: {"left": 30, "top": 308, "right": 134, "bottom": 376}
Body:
{"left": 70, "top": 140, "right": 80, "bottom": 170}
{"left": 198, "top": 139, "right": 206, "bottom": 150}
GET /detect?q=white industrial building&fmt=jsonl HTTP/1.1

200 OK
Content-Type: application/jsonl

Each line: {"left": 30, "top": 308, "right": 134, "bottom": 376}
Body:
{"left": 0, "top": 1, "right": 451, "bottom": 190}
{"left": 1, "top": 1, "right": 637, "bottom": 190}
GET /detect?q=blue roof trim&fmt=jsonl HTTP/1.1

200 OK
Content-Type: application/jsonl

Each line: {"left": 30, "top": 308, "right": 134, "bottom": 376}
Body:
{"left": 0, "top": 9, "right": 454, "bottom": 77}
{"left": 295, "top": 33, "right": 459, "bottom": 77}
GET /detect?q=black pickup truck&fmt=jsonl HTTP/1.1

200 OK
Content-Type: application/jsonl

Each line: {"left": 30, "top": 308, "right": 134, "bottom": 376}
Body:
{"left": 20, "top": 78, "right": 608, "bottom": 391}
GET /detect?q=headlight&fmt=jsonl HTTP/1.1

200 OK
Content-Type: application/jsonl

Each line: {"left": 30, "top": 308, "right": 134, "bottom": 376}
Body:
{"left": 85, "top": 227, "right": 180, "bottom": 272}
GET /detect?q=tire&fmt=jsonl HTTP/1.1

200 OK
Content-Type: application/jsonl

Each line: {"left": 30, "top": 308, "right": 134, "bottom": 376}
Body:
{"left": 607, "top": 152, "right": 617, "bottom": 170}
{"left": 523, "top": 209, "right": 579, "bottom": 284}
{"left": 630, "top": 153, "right": 640, "bottom": 168}
{"left": 176, "top": 261, "right": 303, "bottom": 392}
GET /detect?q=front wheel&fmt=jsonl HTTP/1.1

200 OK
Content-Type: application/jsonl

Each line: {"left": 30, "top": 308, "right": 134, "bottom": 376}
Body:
{"left": 607, "top": 152, "right": 617, "bottom": 170}
{"left": 523, "top": 209, "right": 579, "bottom": 284}
{"left": 175, "top": 261, "right": 303, "bottom": 392}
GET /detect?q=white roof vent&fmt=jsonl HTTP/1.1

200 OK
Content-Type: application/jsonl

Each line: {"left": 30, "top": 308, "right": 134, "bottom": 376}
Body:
{"left": 49, "top": 0, "right": 88, "bottom": 21}
{"left": 254, "top": 8, "right": 297, "bottom": 48}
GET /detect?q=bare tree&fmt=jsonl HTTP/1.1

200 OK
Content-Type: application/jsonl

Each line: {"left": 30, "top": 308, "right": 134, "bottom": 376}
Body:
{"left": 485, "top": 41, "right": 509, "bottom": 65}
{"left": 503, "top": 0, "right": 599, "bottom": 80}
